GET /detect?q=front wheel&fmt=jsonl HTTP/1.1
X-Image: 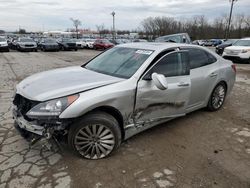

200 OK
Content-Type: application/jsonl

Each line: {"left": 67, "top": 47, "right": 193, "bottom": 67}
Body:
{"left": 68, "top": 112, "right": 121, "bottom": 159}
{"left": 207, "top": 82, "right": 227, "bottom": 111}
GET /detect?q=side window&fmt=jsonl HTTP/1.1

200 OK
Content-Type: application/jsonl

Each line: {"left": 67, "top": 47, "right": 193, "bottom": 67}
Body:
{"left": 150, "top": 52, "right": 189, "bottom": 77}
{"left": 188, "top": 49, "right": 209, "bottom": 69}
{"left": 206, "top": 51, "right": 217, "bottom": 64}
{"left": 187, "top": 48, "right": 217, "bottom": 69}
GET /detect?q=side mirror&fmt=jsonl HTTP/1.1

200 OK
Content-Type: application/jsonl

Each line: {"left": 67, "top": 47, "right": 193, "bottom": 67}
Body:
{"left": 151, "top": 73, "right": 168, "bottom": 90}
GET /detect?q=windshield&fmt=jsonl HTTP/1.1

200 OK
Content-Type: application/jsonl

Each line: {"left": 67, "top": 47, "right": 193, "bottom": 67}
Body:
{"left": 101, "top": 39, "right": 112, "bottom": 44}
{"left": 86, "top": 39, "right": 94, "bottom": 42}
{"left": 20, "top": 38, "right": 34, "bottom": 42}
{"left": 85, "top": 47, "right": 153, "bottom": 78}
{"left": 156, "top": 35, "right": 182, "bottom": 43}
{"left": 70, "top": 39, "right": 79, "bottom": 42}
{"left": 44, "top": 39, "right": 57, "bottom": 43}
{"left": 62, "top": 38, "right": 71, "bottom": 42}
{"left": 233, "top": 40, "right": 250, "bottom": 46}
{"left": 0, "top": 38, "right": 6, "bottom": 42}
{"left": 224, "top": 39, "right": 237, "bottom": 44}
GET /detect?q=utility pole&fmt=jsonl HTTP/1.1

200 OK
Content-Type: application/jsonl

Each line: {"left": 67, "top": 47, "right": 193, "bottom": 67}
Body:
{"left": 111, "top": 11, "right": 115, "bottom": 40}
{"left": 225, "top": 0, "right": 238, "bottom": 39}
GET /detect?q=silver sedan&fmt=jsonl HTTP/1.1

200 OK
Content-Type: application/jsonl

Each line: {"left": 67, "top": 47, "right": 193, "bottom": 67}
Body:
{"left": 13, "top": 43, "right": 236, "bottom": 159}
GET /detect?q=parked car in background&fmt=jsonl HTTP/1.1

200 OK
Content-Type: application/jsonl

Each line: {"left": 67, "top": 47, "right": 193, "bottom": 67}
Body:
{"left": 133, "top": 39, "right": 148, "bottom": 42}
{"left": 13, "top": 43, "right": 235, "bottom": 159}
{"left": 215, "top": 39, "right": 238, "bottom": 55}
{"left": 192, "top": 40, "right": 205, "bottom": 46}
{"left": 203, "top": 39, "right": 222, "bottom": 47}
{"left": 0, "top": 37, "right": 9, "bottom": 52}
{"left": 223, "top": 38, "right": 250, "bottom": 63}
{"left": 109, "top": 39, "right": 125, "bottom": 45}
{"left": 70, "top": 39, "right": 83, "bottom": 49}
{"left": 9, "top": 38, "right": 18, "bottom": 50}
{"left": 58, "top": 38, "right": 78, "bottom": 51}
{"left": 75, "top": 39, "right": 87, "bottom": 49}
{"left": 85, "top": 39, "right": 95, "bottom": 49}
{"left": 38, "top": 38, "right": 59, "bottom": 51}
{"left": 155, "top": 33, "right": 192, "bottom": 44}
{"left": 16, "top": 37, "right": 38, "bottom": 52}
{"left": 93, "top": 39, "right": 114, "bottom": 50}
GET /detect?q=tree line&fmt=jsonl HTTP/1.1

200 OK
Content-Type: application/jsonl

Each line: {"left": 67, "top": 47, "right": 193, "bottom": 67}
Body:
{"left": 140, "top": 14, "right": 250, "bottom": 40}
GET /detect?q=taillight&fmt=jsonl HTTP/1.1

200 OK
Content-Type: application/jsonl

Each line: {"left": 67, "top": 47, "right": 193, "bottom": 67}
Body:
{"left": 231, "top": 64, "right": 236, "bottom": 73}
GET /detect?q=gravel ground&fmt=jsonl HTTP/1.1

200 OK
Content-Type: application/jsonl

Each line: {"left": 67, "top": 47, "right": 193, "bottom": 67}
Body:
{"left": 0, "top": 50, "right": 250, "bottom": 188}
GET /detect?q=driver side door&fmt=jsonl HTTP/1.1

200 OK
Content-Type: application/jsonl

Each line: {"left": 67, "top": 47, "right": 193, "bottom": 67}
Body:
{"left": 134, "top": 51, "right": 191, "bottom": 125}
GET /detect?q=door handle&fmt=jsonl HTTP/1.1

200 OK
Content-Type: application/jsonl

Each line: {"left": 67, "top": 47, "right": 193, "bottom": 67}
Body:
{"left": 210, "top": 72, "right": 218, "bottom": 77}
{"left": 178, "top": 82, "right": 190, "bottom": 87}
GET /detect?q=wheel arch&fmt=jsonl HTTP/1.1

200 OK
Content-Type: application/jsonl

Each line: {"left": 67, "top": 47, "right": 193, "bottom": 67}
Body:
{"left": 83, "top": 106, "right": 125, "bottom": 140}
{"left": 205, "top": 79, "right": 228, "bottom": 106}
{"left": 217, "top": 80, "right": 228, "bottom": 92}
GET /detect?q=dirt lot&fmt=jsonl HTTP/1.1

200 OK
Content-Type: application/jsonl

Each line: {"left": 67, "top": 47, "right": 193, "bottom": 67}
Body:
{"left": 0, "top": 50, "right": 250, "bottom": 188}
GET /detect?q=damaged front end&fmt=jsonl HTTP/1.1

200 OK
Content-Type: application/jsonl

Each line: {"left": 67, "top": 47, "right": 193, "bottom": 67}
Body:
{"left": 13, "top": 94, "right": 74, "bottom": 151}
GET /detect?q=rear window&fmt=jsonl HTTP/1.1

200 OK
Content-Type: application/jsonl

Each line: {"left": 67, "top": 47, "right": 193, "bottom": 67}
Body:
{"left": 187, "top": 48, "right": 216, "bottom": 69}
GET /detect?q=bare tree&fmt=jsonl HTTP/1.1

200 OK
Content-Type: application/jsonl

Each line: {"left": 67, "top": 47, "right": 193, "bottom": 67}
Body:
{"left": 141, "top": 14, "right": 250, "bottom": 40}
{"left": 96, "top": 24, "right": 105, "bottom": 37}
{"left": 70, "top": 18, "right": 82, "bottom": 39}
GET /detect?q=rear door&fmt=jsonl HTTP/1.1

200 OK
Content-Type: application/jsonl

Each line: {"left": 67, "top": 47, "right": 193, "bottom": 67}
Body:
{"left": 134, "top": 51, "right": 191, "bottom": 124}
{"left": 181, "top": 48, "right": 218, "bottom": 110}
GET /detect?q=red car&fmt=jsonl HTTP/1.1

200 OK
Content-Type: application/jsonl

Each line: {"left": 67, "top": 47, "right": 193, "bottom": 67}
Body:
{"left": 93, "top": 39, "right": 114, "bottom": 50}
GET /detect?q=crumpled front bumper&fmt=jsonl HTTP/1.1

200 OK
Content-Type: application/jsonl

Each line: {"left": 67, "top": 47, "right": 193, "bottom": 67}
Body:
{"left": 13, "top": 105, "right": 45, "bottom": 136}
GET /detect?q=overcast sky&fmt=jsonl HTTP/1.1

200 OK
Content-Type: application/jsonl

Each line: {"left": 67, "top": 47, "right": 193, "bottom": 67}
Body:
{"left": 0, "top": 0, "right": 249, "bottom": 32}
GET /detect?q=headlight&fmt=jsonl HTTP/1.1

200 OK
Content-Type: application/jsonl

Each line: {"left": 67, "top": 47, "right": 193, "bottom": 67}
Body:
{"left": 241, "top": 49, "right": 250, "bottom": 53}
{"left": 26, "top": 94, "right": 79, "bottom": 118}
{"left": 2, "top": 43, "right": 8, "bottom": 47}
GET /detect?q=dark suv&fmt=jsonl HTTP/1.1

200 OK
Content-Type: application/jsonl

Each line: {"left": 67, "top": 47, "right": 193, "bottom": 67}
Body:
{"left": 58, "top": 38, "right": 78, "bottom": 51}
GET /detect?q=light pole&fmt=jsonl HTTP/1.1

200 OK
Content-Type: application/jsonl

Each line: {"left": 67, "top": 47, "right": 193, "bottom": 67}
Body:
{"left": 225, "top": 0, "right": 238, "bottom": 39}
{"left": 111, "top": 11, "right": 115, "bottom": 40}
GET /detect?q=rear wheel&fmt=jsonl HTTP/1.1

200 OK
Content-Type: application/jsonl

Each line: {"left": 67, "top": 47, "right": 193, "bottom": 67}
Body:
{"left": 207, "top": 82, "right": 227, "bottom": 111}
{"left": 68, "top": 112, "right": 121, "bottom": 159}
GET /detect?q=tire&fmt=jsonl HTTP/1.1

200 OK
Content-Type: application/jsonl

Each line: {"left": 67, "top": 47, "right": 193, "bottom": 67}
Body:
{"left": 74, "top": 48, "right": 77, "bottom": 51}
{"left": 207, "top": 82, "right": 227, "bottom": 111}
{"left": 68, "top": 111, "right": 121, "bottom": 159}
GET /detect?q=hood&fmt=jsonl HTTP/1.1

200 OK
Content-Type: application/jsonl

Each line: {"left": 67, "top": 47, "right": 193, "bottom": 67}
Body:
{"left": 226, "top": 46, "right": 250, "bottom": 50}
{"left": 0, "top": 41, "right": 8, "bottom": 45}
{"left": 44, "top": 42, "right": 59, "bottom": 45}
{"left": 217, "top": 43, "right": 231, "bottom": 48}
{"left": 16, "top": 66, "right": 124, "bottom": 101}
{"left": 18, "top": 42, "right": 37, "bottom": 45}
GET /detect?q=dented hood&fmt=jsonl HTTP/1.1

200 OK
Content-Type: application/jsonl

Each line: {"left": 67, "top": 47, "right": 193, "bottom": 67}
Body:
{"left": 16, "top": 66, "right": 124, "bottom": 101}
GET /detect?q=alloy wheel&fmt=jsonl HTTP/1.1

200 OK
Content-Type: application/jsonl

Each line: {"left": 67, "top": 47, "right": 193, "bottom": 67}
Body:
{"left": 74, "top": 124, "right": 115, "bottom": 159}
{"left": 212, "top": 85, "right": 225, "bottom": 109}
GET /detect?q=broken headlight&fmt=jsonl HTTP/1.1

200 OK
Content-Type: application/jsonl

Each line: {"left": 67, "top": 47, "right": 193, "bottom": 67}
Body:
{"left": 26, "top": 94, "right": 79, "bottom": 118}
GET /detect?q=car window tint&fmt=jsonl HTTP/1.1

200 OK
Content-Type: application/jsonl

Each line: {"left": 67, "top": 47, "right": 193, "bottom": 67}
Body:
{"left": 206, "top": 51, "right": 217, "bottom": 64}
{"left": 188, "top": 48, "right": 210, "bottom": 69}
{"left": 151, "top": 52, "right": 189, "bottom": 77}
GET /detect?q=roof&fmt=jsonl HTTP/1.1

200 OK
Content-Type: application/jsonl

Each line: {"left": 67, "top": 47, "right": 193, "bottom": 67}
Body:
{"left": 118, "top": 42, "right": 197, "bottom": 52}
{"left": 241, "top": 37, "right": 250, "bottom": 40}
